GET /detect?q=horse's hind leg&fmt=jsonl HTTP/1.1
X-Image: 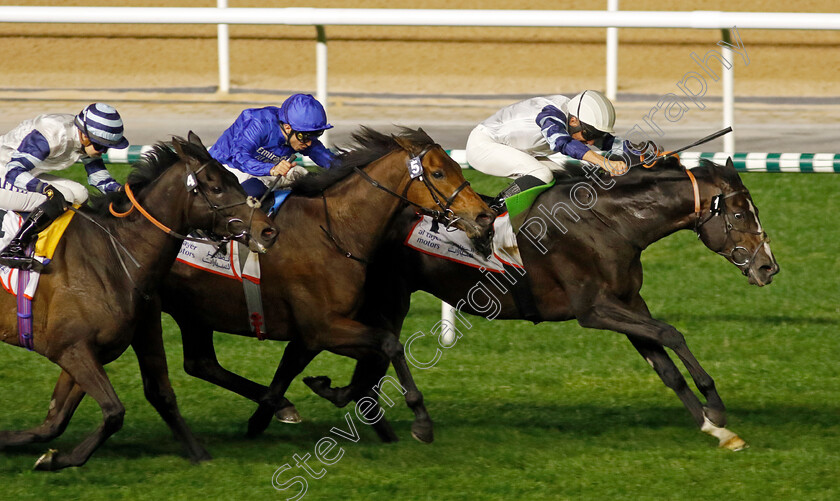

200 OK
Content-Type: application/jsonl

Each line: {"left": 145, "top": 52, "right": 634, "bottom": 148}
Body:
{"left": 34, "top": 347, "right": 125, "bottom": 471}
{"left": 178, "top": 318, "right": 300, "bottom": 423}
{"left": 133, "top": 309, "right": 211, "bottom": 463}
{"left": 246, "top": 339, "right": 319, "bottom": 437}
{"left": 0, "top": 370, "right": 84, "bottom": 448}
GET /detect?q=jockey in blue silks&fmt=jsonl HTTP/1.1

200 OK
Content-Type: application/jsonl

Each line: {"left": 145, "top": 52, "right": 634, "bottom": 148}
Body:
{"left": 209, "top": 93, "right": 337, "bottom": 201}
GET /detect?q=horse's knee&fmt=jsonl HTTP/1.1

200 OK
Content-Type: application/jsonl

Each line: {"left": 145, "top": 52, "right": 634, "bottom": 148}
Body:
{"left": 405, "top": 389, "right": 424, "bottom": 408}
{"left": 381, "top": 336, "right": 404, "bottom": 359}
{"left": 102, "top": 405, "right": 125, "bottom": 433}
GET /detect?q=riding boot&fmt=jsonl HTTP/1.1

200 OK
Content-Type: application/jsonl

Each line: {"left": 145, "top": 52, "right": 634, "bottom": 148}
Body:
{"left": 0, "top": 207, "right": 57, "bottom": 272}
{"left": 490, "top": 175, "right": 546, "bottom": 212}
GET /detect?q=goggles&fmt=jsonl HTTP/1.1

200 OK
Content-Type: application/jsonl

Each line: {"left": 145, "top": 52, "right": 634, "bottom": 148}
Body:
{"left": 293, "top": 130, "right": 324, "bottom": 143}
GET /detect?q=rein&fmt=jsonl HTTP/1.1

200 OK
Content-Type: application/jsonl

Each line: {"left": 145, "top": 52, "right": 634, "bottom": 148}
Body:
{"left": 98, "top": 157, "right": 260, "bottom": 292}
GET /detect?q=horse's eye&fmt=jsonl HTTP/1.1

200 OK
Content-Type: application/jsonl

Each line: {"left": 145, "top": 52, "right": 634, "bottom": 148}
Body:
{"left": 211, "top": 186, "right": 223, "bottom": 194}
{"left": 734, "top": 213, "right": 744, "bottom": 220}
{"left": 431, "top": 171, "right": 444, "bottom": 179}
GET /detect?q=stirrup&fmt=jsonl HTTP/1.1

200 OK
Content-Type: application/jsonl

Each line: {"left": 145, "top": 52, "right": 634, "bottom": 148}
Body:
{"left": 0, "top": 254, "right": 44, "bottom": 272}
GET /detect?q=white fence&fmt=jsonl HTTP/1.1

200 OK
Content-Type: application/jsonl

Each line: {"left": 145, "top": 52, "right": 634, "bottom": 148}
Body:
{"left": 2, "top": 6, "right": 840, "bottom": 153}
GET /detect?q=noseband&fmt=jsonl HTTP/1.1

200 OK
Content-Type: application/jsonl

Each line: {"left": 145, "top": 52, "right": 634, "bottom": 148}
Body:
{"left": 686, "top": 169, "right": 770, "bottom": 271}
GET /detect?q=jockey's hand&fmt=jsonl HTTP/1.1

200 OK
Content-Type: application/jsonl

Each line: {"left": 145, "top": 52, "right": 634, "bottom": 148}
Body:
{"left": 603, "top": 158, "right": 629, "bottom": 176}
{"left": 42, "top": 184, "right": 66, "bottom": 204}
{"left": 270, "top": 159, "right": 296, "bottom": 177}
{"left": 275, "top": 166, "right": 309, "bottom": 189}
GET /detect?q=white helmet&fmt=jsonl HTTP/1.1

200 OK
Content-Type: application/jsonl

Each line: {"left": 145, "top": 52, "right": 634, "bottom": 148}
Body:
{"left": 567, "top": 90, "right": 616, "bottom": 134}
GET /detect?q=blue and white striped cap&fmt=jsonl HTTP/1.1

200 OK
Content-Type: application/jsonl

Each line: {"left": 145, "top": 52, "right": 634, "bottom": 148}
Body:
{"left": 74, "top": 103, "right": 129, "bottom": 149}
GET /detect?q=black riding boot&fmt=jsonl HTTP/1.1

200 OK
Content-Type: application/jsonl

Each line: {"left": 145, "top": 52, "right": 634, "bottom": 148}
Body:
{"left": 0, "top": 207, "right": 57, "bottom": 272}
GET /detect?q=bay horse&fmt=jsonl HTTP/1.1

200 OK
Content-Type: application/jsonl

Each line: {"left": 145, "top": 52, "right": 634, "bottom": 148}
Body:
{"left": 160, "top": 127, "right": 494, "bottom": 442}
{"left": 0, "top": 132, "right": 277, "bottom": 470}
{"left": 300, "top": 156, "right": 780, "bottom": 450}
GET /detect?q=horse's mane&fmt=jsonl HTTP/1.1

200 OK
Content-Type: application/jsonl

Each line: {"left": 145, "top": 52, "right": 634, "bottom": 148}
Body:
{"left": 291, "top": 126, "right": 435, "bottom": 197}
{"left": 87, "top": 136, "right": 201, "bottom": 215}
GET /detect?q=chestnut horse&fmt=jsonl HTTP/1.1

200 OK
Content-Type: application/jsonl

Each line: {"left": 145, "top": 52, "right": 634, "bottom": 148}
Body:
{"left": 160, "top": 127, "right": 494, "bottom": 442}
{"left": 0, "top": 133, "right": 277, "bottom": 470}
{"left": 300, "top": 156, "right": 779, "bottom": 450}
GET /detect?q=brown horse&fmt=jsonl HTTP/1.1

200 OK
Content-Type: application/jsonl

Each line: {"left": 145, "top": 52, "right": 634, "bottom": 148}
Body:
{"left": 0, "top": 133, "right": 277, "bottom": 470}
{"left": 298, "top": 156, "right": 780, "bottom": 450}
{"left": 160, "top": 127, "right": 494, "bottom": 442}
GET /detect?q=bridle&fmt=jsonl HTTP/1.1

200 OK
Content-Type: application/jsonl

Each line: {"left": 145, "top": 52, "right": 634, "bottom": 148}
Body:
{"left": 109, "top": 159, "right": 260, "bottom": 246}
{"left": 320, "top": 143, "right": 472, "bottom": 263}
{"left": 354, "top": 143, "right": 471, "bottom": 229}
{"left": 685, "top": 169, "right": 770, "bottom": 271}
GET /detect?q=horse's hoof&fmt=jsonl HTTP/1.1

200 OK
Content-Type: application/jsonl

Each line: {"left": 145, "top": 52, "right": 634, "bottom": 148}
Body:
{"left": 721, "top": 435, "right": 749, "bottom": 452}
{"left": 275, "top": 405, "right": 302, "bottom": 424}
{"left": 701, "top": 416, "right": 746, "bottom": 451}
{"left": 410, "top": 421, "right": 434, "bottom": 444}
{"left": 33, "top": 449, "right": 59, "bottom": 471}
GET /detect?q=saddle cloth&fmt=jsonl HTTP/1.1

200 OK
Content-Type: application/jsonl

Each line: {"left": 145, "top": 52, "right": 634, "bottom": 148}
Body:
{"left": 404, "top": 213, "right": 524, "bottom": 273}
{"left": 176, "top": 238, "right": 260, "bottom": 284}
{"left": 0, "top": 208, "right": 76, "bottom": 299}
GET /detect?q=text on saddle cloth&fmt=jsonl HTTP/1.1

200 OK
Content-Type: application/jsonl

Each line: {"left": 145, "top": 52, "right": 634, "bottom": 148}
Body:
{"left": 404, "top": 213, "right": 523, "bottom": 273}
{"left": 176, "top": 237, "right": 261, "bottom": 284}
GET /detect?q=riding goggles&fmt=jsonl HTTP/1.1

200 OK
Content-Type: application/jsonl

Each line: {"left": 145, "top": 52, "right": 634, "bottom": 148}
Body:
{"left": 293, "top": 130, "right": 324, "bottom": 143}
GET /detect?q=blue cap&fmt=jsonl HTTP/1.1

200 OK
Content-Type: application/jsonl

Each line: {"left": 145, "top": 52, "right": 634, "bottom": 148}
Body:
{"left": 280, "top": 94, "right": 333, "bottom": 132}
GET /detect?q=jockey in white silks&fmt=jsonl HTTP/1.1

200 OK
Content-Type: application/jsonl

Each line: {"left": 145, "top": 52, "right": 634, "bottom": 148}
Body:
{"left": 466, "top": 90, "right": 632, "bottom": 202}
{"left": 0, "top": 103, "right": 129, "bottom": 271}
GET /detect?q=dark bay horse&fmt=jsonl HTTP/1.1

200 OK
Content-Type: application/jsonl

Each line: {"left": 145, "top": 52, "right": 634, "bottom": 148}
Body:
{"left": 302, "top": 156, "right": 779, "bottom": 450}
{"left": 160, "top": 127, "right": 494, "bottom": 442}
{"left": 0, "top": 133, "right": 277, "bottom": 470}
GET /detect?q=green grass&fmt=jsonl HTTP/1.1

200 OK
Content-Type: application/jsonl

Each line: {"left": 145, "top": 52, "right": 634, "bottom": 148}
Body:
{"left": 0, "top": 166, "right": 837, "bottom": 500}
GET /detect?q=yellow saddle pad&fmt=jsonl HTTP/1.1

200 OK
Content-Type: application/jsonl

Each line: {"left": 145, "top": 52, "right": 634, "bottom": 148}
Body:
{"left": 34, "top": 207, "right": 78, "bottom": 261}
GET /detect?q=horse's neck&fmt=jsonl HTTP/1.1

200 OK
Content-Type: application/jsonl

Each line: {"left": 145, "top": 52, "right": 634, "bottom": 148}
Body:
{"left": 313, "top": 153, "right": 410, "bottom": 255}
{"left": 608, "top": 172, "right": 700, "bottom": 246}
{"left": 108, "top": 174, "right": 191, "bottom": 288}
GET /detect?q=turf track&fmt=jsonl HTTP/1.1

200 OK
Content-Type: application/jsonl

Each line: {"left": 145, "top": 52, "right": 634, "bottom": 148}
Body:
{"left": 0, "top": 167, "right": 837, "bottom": 500}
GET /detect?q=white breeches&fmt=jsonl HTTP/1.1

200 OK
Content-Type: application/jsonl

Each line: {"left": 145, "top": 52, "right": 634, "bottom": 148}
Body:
{"left": 465, "top": 127, "right": 561, "bottom": 184}
{"left": 0, "top": 174, "right": 88, "bottom": 212}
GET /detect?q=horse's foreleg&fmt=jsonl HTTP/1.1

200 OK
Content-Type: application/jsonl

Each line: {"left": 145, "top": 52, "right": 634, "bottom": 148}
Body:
{"left": 132, "top": 311, "right": 211, "bottom": 464}
{"left": 0, "top": 369, "right": 85, "bottom": 448}
{"left": 178, "top": 320, "right": 300, "bottom": 424}
{"left": 246, "top": 339, "right": 318, "bottom": 437}
{"left": 578, "top": 297, "right": 744, "bottom": 450}
{"left": 304, "top": 356, "right": 399, "bottom": 443}
{"left": 626, "top": 338, "right": 706, "bottom": 427}
{"left": 319, "top": 322, "right": 432, "bottom": 443}
{"left": 34, "top": 347, "right": 125, "bottom": 471}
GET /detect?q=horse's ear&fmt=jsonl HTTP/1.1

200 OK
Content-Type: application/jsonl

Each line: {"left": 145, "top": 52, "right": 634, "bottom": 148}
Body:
{"left": 187, "top": 131, "right": 205, "bottom": 149}
{"left": 392, "top": 134, "right": 417, "bottom": 156}
{"left": 726, "top": 156, "right": 735, "bottom": 170}
{"left": 171, "top": 136, "right": 186, "bottom": 157}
